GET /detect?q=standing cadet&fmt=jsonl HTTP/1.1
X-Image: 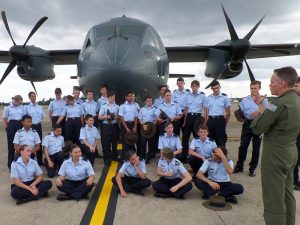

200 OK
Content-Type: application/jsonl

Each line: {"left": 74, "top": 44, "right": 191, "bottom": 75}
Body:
{"left": 25, "top": 91, "right": 45, "bottom": 165}
{"left": 138, "top": 96, "right": 157, "bottom": 162}
{"left": 194, "top": 146, "right": 244, "bottom": 203}
{"left": 158, "top": 122, "right": 183, "bottom": 161}
{"left": 56, "top": 146, "right": 95, "bottom": 201}
{"left": 172, "top": 77, "right": 190, "bottom": 135}
{"left": 2, "top": 95, "right": 24, "bottom": 169}
{"left": 10, "top": 145, "right": 52, "bottom": 205}
{"left": 56, "top": 95, "right": 84, "bottom": 146}
{"left": 112, "top": 150, "right": 152, "bottom": 197}
{"left": 153, "top": 84, "right": 168, "bottom": 107}
{"left": 73, "top": 86, "right": 84, "bottom": 105}
{"left": 81, "top": 90, "right": 99, "bottom": 127}
{"left": 152, "top": 148, "right": 192, "bottom": 199}
{"left": 182, "top": 80, "right": 206, "bottom": 160}
{"left": 204, "top": 81, "right": 231, "bottom": 147}
{"left": 48, "top": 88, "right": 66, "bottom": 136}
{"left": 234, "top": 80, "right": 269, "bottom": 177}
{"left": 155, "top": 89, "right": 182, "bottom": 135}
{"left": 42, "top": 124, "right": 65, "bottom": 178}
{"left": 188, "top": 125, "right": 217, "bottom": 178}
{"left": 13, "top": 115, "right": 41, "bottom": 160}
{"left": 99, "top": 91, "right": 120, "bottom": 165}
{"left": 251, "top": 67, "right": 300, "bottom": 225}
{"left": 119, "top": 91, "right": 140, "bottom": 160}
{"left": 79, "top": 114, "right": 100, "bottom": 166}
{"left": 293, "top": 77, "right": 300, "bottom": 190}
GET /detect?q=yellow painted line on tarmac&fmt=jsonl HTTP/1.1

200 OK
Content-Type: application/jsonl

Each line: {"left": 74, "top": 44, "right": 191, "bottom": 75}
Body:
{"left": 117, "top": 143, "right": 122, "bottom": 151}
{"left": 89, "top": 161, "right": 119, "bottom": 225}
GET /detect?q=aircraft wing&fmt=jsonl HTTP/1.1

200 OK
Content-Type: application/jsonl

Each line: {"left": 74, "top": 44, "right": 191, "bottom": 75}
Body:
{"left": 0, "top": 49, "right": 81, "bottom": 65}
{"left": 166, "top": 46, "right": 210, "bottom": 62}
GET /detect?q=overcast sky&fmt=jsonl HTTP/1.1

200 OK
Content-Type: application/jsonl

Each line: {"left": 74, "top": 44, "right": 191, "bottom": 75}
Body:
{"left": 0, "top": 0, "right": 300, "bottom": 102}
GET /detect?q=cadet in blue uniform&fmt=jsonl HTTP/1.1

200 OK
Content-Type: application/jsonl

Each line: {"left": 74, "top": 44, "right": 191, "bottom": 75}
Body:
{"left": 25, "top": 91, "right": 45, "bottom": 165}
{"left": 119, "top": 91, "right": 140, "bottom": 160}
{"left": 112, "top": 150, "right": 151, "bottom": 197}
{"left": 56, "top": 146, "right": 95, "bottom": 201}
{"left": 79, "top": 114, "right": 100, "bottom": 166}
{"left": 13, "top": 115, "right": 41, "bottom": 160}
{"left": 204, "top": 81, "right": 231, "bottom": 147}
{"left": 182, "top": 80, "right": 206, "bottom": 160}
{"left": 81, "top": 90, "right": 99, "bottom": 127}
{"left": 188, "top": 125, "right": 217, "bottom": 178}
{"left": 73, "top": 86, "right": 84, "bottom": 105}
{"left": 43, "top": 124, "right": 65, "bottom": 178}
{"left": 172, "top": 77, "right": 190, "bottom": 136}
{"left": 158, "top": 122, "right": 183, "bottom": 161}
{"left": 2, "top": 95, "right": 25, "bottom": 169}
{"left": 155, "top": 89, "right": 182, "bottom": 135}
{"left": 10, "top": 145, "right": 52, "bottom": 205}
{"left": 152, "top": 148, "right": 192, "bottom": 198}
{"left": 56, "top": 95, "right": 84, "bottom": 146}
{"left": 153, "top": 85, "right": 168, "bottom": 107}
{"left": 234, "top": 80, "right": 269, "bottom": 177}
{"left": 48, "top": 88, "right": 66, "bottom": 136}
{"left": 194, "top": 146, "right": 244, "bottom": 203}
{"left": 138, "top": 96, "right": 157, "bottom": 162}
{"left": 99, "top": 92, "right": 120, "bottom": 165}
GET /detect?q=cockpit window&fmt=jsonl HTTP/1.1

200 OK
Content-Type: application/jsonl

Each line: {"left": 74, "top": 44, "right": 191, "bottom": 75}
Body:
{"left": 120, "top": 26, "right": 145, "bottom": 38}
{"left": 94, "top": 26, "right": 115, "bottom": 39}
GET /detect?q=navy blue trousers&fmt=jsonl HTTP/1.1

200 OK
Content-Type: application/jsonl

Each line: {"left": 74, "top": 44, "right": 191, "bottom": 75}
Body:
{"left": 112, "top": 175, "right": 151, "bottom": 192}
{"left": 57, "top": 179, "right": 93, "bottom": 200}
{"left": 44, "top": 151, "right": 66, "bottom": 178}
{"left": 6, "top": 120, "right": 22, "bottom": 168}
{"left": 11, "top": 180, "right": 52, "bottom": 200}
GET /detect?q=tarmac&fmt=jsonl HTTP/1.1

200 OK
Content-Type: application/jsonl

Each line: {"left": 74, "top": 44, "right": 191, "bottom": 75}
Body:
{"left": 0, "top": 106, "right": 299, "bottom": 225}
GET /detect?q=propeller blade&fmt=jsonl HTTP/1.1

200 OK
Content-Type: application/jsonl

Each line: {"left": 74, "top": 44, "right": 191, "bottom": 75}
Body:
{"left": 30, "top": 80, "right": 38, "bottom": 96}
{"left": 221, "top": 3, "right": 239, "bottom": 40}
{"left": 243, "top": 14, "right": 266, "bottom": 40}
{"left": 23, "top": 16, "right": 48, "bottom": 47}
{"left": 1, "top": 11, "right": 16, "bottom": 46}
{"left": 0, "top": 60, "right": 17, "bottom": 84}
{"left": 20, "top": 61, "right": 38, "bottom": 95}
{"left": 243, "top": 58, "right": 255, "bottom": 81}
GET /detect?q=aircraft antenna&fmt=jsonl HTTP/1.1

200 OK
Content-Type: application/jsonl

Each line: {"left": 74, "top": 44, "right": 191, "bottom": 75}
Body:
{"left": 122, "top": 7, "right": 126, "bottom": 17}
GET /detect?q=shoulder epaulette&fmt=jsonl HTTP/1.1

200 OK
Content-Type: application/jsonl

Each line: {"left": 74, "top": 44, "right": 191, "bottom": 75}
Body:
{"left": 82, "top": 157, "right": 89, "bottom": 161}
{"left": 17, "top": 129, "right": 22, "bottom": 132}
{"left": 186, "top": 89, "right": 191, "bottom": 92}
{"left": 222, "top": 93, "right": 227, "bottom": 96}
{"left": 174, "top": 159, "right": 181, "bottom": 165}
{"left": 200, "top": 92, "right": 205, "bottom": 94}
{"left": 32, "top": 129, "right": 37, "bottom": 132}
{"left": 208, "top": 138, "right": 215, "bottom": 142}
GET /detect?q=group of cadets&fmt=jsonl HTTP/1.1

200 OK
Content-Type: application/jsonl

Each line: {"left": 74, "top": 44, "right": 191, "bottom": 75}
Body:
{"left": 4, "top": 76, "right": 300, "bottom": 205}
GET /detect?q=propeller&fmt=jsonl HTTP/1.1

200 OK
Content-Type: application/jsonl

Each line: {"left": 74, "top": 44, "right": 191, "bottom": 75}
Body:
{"left": 0, "top": 11, "right": 48, "bottom": 94}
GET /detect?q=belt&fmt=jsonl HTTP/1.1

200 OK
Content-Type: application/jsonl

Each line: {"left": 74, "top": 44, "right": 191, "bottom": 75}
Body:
{"left": 68, "top": 117, "right": 80, "bottom": 120}
{"left": 125, "top": 121, "right": 134, "bottom": 123}
{"left": 9, "top": 119, "right": 21, "bottom": 122}
{"left": 209, "top": 115, "right": 225, "bottom": 119}
{"left": 188, "top": 113, "right": 201, "bottom": 116}
{"left": 103, "top": 122, "right": 117, "bottom": 125}
{"left": 245, "top": 119, "right": 253, "bottom": 123}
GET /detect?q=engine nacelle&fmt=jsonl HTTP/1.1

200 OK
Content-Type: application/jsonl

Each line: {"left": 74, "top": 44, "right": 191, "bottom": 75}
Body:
{"left": 228, "top": 60, "right": 243, "bottom": 73}
{"left": 17, "top": 56, "right": 55, "bottom": 82}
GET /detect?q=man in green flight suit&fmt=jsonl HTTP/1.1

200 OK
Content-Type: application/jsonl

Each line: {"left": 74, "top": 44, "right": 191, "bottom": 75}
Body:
{"left": 251, "top": 66, "right": 300, "bottom": 225}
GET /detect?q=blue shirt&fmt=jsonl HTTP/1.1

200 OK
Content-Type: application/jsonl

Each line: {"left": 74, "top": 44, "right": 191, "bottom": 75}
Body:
{"left": 239, "top": 95, "right": 269, "bottom": 120}
{"left": 97, "top": 96, "right": 108, "bottom": 110}
{"left": 42, "top": 132, "right": 64, "bottom": 155}
{"left": 138, "top": 105, "right": 157, "bottom": 123}
{"left": 80, "top": 125, "right": 100, "bottom": 145}
{"left": 153, "top": 96, "right": 164, "bottom": 108}
{"left": 99, "top": 103, "right": 119, "bottom": 124}
{"left": 24, "top": 102, "right": 45, "bottom": 124}
{"left": 158, "top": 158, "right": 187, "bottom": 179}
{"left": 189, "top": 137, "right": 217, "bottom": 159}
{"left": 81, "top": 100, "right": 98, "bottom": 116}
{"left": 13, "top": 128, "right": 41, "bottom": 149}
{"left": 172, "top": 89, "right": 190, "bottom": 110}
{"left": 119, "top": 160, "right": 146, "bottom": 177}
{"left": 48, "top": 99, "right": 66, "bottom": 116}
{"left": 118, "top": 101, "right": 140, "bottom": 122}
{"left": 58, "top": 157, "right": 95, "bottom": 181}
{"left": 61, "top": 104, "right": 84, "bottom": 118}
{"left": 2, "top": 104, "right": 25, "bottom": 120}
{"left": 185, "top": 92, "right": 206, "bottom": 113}
{"left": 200, "top": 158, "right": 234, "bottom": 182}
{"left": 158, "top": 133, "right": 182, "bottom": 151}
{"left": 10, "top": 157, "right": 43, "bottom": 182}
{"left": 75, "top": 98, "right": 84, "bottom": 105}
{"left": 154, "top": 102, "right": 182, "bottom": 119}
{"left": 205, "top": 93, "right": 231, "bottom": 116}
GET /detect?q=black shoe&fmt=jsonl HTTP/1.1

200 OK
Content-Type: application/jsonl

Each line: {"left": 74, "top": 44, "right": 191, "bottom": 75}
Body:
{"left": 82, "top": 194, "right": 90, "bottom": 200}
{"left": 249, "top": 170, "right": 256, "bottom": 177}
{"left": 132, "top": 189, "right": 144, "bottom": 196}
{"left": 154, "top": 193, "right": 172, "bottom": 198}
{"left": 294, "top": 181, "right": 300, "bottom": 191}
{"left": 43, "top": 192, "right": 50, "bottom": 198}
{"left": 201, "top": 194, "right": 209, "bottom": 200}
{"left": 225, "top": 195, "right": 238, "bottom": 204}
{"left": 233, "top": 166, "right": 243, "bottom": 173}
{"left": 16, "top": 197, "right": 33, "bottom": 205}
{"left": 57, "top": 194, "right": 73, "bottom": 201}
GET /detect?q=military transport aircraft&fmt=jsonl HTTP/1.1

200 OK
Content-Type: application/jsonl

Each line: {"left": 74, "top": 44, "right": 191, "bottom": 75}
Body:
{"left": 0, "top": 4, "right": 300, "bottom": 103}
